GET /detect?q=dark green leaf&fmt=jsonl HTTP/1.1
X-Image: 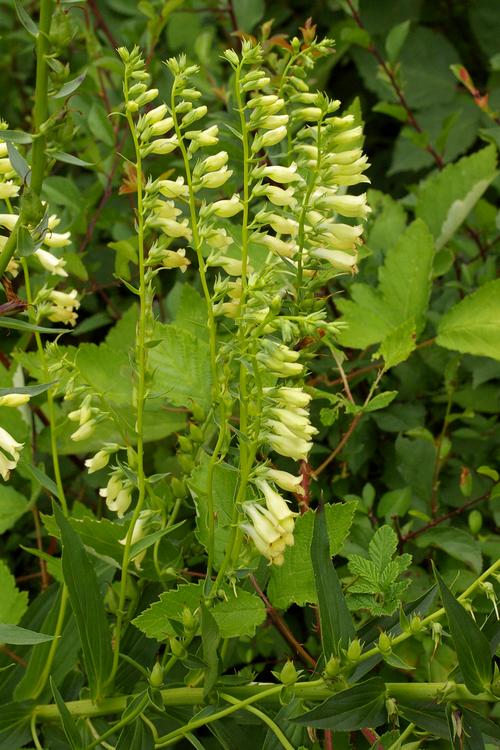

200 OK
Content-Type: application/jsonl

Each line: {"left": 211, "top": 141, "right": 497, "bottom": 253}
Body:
{"left": 435, "top": 570, "right": 492, "bottom": 694}
{"left": 116, "top": 717, "right": 154, "bottom": 750}
{"left": 398, "top": 703, "right": 448, "bottom": 738}
{"left": 53, "top": 503, "right": 113, "bottom": 699}
{"left": 51, "top": 151, "right": 93, "bottom": 167}
{"left": 50, "top": 677, "right": 83, "bottom": 750}
{"left": 17, "top": 459, "right": 59, "bottom": 496}
{"left": 0, "top": 702, "right": 31, "bottom": 750}
{"left": 311, "top": 505, "right": 355, "bottom": 659}
{"left": 0, "top": 623, "right": 54, "bottom": 645}
{"left": 0, "top": 317, "right": 68, "bottom": 334}
{"left": 293, "top": 678, "right": 386, "bottom": 730}
{"left": 7, "top": 142, "right": 30, "bottom": 184}
{"left": 0, "top": 381, "right": 57, "bottom": 397}
{"left": 0, "top": 129, "right": 32, "bottom": 143}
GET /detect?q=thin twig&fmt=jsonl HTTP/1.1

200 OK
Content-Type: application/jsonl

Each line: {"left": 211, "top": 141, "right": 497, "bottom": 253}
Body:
{"left": 399, "top": 489, "right": 492, "bottom": 544}
{"left": 249, "top": 575, "right": 317, "bottom": 669}
{"left": 311, "top": 413, "right": 362, "bottom": 479}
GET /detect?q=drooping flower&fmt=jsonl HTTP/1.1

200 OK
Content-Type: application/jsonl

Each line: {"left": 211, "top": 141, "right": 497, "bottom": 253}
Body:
{"left": 0, "top": 426, "right": 23, "bottom": 481}
{"left": 34, "top": 249, "right": 68, "bottom": 277}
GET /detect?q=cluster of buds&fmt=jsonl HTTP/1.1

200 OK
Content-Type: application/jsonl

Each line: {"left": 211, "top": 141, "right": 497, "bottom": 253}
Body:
{"left": 35, "top": 287, "right": 80, "bottom": 327}
{"left": 99, "top": 469, "right": 133, "bottom": 518}
{"left": 262, "top": 384, "right": 316, "bottom": 462}
{"left": 0, "top": 211, "right": 71, "bottom": 278}
{"left": 242, "top": 478, "right": 298, "bottom": 566}
{"left": 0, "top": 125, "right": 20, "bottom": 203}
{"left": 0, "top": 392, "right": 28, "bottom": 480}
{"left": 68, "top": 395, "right": 97, "bottom": 442}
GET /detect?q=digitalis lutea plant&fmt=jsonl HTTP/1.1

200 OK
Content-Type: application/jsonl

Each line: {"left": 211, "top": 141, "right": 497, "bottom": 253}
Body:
{"left": 61, "top": 37, "right": 370, "bottom": 589}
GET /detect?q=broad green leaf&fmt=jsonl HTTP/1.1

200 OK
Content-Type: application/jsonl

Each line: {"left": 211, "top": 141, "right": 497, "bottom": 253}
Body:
{"left": 149, "top": 323, "right": 212, "bottom": 409}
{"left": 415, "top": 527, "right": 482, "bottom": 573}
{"left": 338, "top": 220, "right": 434, "bottom": 347}
{"left": 0, "top": 624, "right": 54, "bottom": 645}
{"left": 268, "top": 501, "right": 357, "bottom": 609}
{"left": 0, "top": 485, "right": 29, "bottom": 533}
{"left": 54, "top": 503, "right": 113, "bottom": 699}
{"left": 0, "top": 560, "right": 28, "bottom": 625}
{"left": 50, "top": 678, "right": 83, "bottom": 750}
{"left": 435, "top": 570, "right": 492, "bottom": 694}
{"left": 0, "top": 702, "right": 31, "bottom": 750}
{"left": 132, "top": 582, "right": 265, "bottom": 640}
{"left": 311, "top": 505, "right": 355, "bottom": 659}
{"left": 398, "top": 703, "right": 448, "bottom": 739}
{"left": 377, "top": 319, "right": 416, "bottom": 370}
{"left": 293, "top": 678, "right": 386, "bottom": 730}
{"left": 201, "top": 602, "right": 220, "bottom": 697}
{"left": 415, "top": 145, "right": 498, "bottom": 249}
{"left": 232, "top": 0, "right": 265, "bottom": 30}
{"left": 437, "top": 279, "right": 500, "bottom": 360}
{"left": 190, "top": 458, "right": 237, "bottom": 567}
{"left": 43, "top": 512, "right": 125, "bottom": 563}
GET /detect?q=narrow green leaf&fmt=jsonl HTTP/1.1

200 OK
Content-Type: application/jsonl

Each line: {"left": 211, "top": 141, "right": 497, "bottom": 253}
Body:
{"left": 50, "top": 677, "right": 83, "bottom": 750}
{"left": 14, "top": 0, "right": 38, "bottom": 36}
{"left": 0, "top": 130, "right": 32, "bottom": 144}
{"left": 0, "top": 317, "right": 68, "bottom": 334}
{"left": 293, "top": 678, "right": 386, "bottom": 730}
{"left": 51, "top": 151, "right": 93, "bottom": 167}
{"left": 52, "top": 72, "right": 87, "bottom": 99}
{"left": 116, "top": 716, "right": 154, "bottom": 750}
{"left": 17, "top": 459, "right": 59, "bottom": 496}
{"left": 0, "top": 381, "right": 57, "bottom": 397}
{"left": 437, "top": 279, "right": 500, "bottom": 361}
{"left": 201, "top": 601, "right": 220, "bottom": 697}
{"left": 53, "top": 503, "right": 113, "bottom": 699}
{"left": 129, "top": 521, "right": 185, "bottom": 562}
{"left": 435, "top": 570, "right": 492, "bottom": 694}
{"left": 311, "top": 504, "right": 355, "bottom": 659}
{"left": 0, "top": 623, "right": 54, "bottom": 645}
{"left": 7, "top": 142, "right": 30, "bottom": 184}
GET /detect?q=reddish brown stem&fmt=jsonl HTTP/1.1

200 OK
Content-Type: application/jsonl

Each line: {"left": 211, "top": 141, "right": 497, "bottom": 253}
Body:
{"left": 249, "top": 575, "right": 317, "bottom": 669}
{"left": 0, "top": 645, "right": 27, "bottom": 667}
{"left": 312, "top": 413, "right": 363, "bottom": 479}
{"left": 399, "top": 489, "right": 492, "bottom": 544}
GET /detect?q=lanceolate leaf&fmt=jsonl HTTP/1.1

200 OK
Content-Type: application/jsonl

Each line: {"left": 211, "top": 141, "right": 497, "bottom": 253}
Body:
{"left": 53, "top": 503, "right": 113, "bottom": 699}
{"left": 0, "top": 624, "right": 54, "bottom": 645}
{"left": 311, "top": 504, "right": 355, "bottom": 659}
{"left": 201, "top": 602, "right": 220, "bottom": 698}
{"left": 436, "top": 279, "right": 500, "bottom": 361}
{"left": 435, "top": 570, "right": 492, "bottom": 694}
{"left": 50, "top": 678, "right": 83, "bottom": 750}
{"left": 293, "top": 678, "right": 386, "bottom": 730}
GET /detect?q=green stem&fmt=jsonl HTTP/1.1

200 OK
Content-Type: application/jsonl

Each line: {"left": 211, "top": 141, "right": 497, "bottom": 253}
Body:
{"left": 220, "top": 693, "right": 295, "bottom": 750}
{"left": 31, "top": 586, "right": 69, "bottom": 700}
{"left": 359, "top": 557, "right": 500, "bottom": 663}
{"left": 108, "top": 104, "right": 148, "bottom": 687}
{"left": 386, "top": 722, "right": 416, "bottom": 750}
{"left": 33, "top": 679, "right": 492, "bottom": 722}
{"left": 296, "top": 117, "right": 323, "bottom": 298}
{"left": 0, "top": 0, "right": 53, "bottom": 280}
{"left": 84, "top": 693, "right": 149, "bottom": 750}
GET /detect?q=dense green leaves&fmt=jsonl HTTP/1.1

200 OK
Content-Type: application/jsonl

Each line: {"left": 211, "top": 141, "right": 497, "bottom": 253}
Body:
{"left": 293, "top": 679, "right": 387, "bottom": 731}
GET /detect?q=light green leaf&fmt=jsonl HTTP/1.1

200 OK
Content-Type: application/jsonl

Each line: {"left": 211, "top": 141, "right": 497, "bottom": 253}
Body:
{"left": 52, "top": 72, "right": 86, "bottom": 99}
{"left": 267, "top": 501, "right": 357, "bottom": 609}
{"left": 385, "top": 20, "right": 411, "bottom": 63}
{"left": 0, "top": 485, "right": 29, "bottom": 533}
{"left": 415, "top": 145, "right": 498, "bottom": 249}
{"left": 338, "top": 220, "right": 434, "bottom": 348}
{"left": 232, "top": 0, "right": 265, "bottom": 30}
{"left": 377, "top": 319, "right": 417, "bottom": 370}
{"left": 0, "top": 560, "right": 28, "bottom": 625}
{"left": 149, "top": 323, "right": 212, "bottom": 410}
{"left": 132, "top": 582, "right": 265, "bottom": 640}
{"left": 364, "top": 391, "right": 398, "bottom": 413}
{"left": 437, "top": 279, "right": 500, "bottom": 360}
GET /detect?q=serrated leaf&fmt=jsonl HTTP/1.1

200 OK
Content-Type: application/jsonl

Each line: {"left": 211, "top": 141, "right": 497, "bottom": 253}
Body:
{"left": 338, "top": 220, "right": 434, "bottom": 347}
{"left": 436, "top": 279, "right": 500, "bottom": 361}
{"left": 0, "top": 560, "right": 28, "bottom": 625}
{"left": 311, "top": 505, "right": 355, "bottom": 659}
{"left": 201, "top": 601, "right": 220, "bottom": 697}
{"left": 132, "top": 582, "right": 265, "bottom": 641}
{"left": 435, "top": 570, "right": 492, "bottom": 694}
{"left": 267, "top": 502, "right": 357, "bottom": 609}
{"left": 0, "top": 624, "right": 54, "bottom": 645}
{"left": 369, "top": 526, "right": 398, "bottom": 570}
{"left": 293, "top": 678, "right": 386, "bottom": 730}
{"left": 415, "top": 145, "right": 498, "bottom": 249}
{"left": 377, "top": 319, "right": 417, "bottom": 370}
{"left": 53, "top": 503, "right": 113, "bottom": 699}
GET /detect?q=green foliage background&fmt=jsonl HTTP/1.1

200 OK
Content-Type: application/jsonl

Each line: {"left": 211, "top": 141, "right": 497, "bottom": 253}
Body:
{"left": 0, "top": 0, "right": 499, "bottom": 748}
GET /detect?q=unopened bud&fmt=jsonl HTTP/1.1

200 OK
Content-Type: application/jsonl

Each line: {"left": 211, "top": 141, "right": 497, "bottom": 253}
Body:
{"left": 280, "top": 660, "right": 298, "bottom": 686}
{"left": 378, "top": 632, "right": 392, "bottom": 656}
{"left": 169, "top": 638, "right": 187, "bottom": 659}
{"left": 178, "top": 436, "right": 193, "bottom": 453}
{"left": 178, "top": 454, "right": 194, "bottom": 472}
{"left": 324, "top": 656, "right": 341, "bottom": 678}
{"left": 150, "top": 661, "right": 163, "bottom": 687}
{"left": 410, "top": 615, "right": 423, "bottom": 634}
{"left": 182, "top": 607, "right": 197, "bottom": 633}
{"left": 189, "top": 423, "right": 204, "bottom": 443}
{"left": 346, "top": 639, "right": 362, "bottom": 662}
{"left": 171, "top": 477, "right": 187, "bottom": 499}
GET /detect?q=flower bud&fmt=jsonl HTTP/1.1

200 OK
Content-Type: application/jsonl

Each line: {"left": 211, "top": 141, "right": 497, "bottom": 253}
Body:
{"left": 211, "top": 194, "right": 243, "bottom": 218}
{"left": 150, "top": 661, "right": 163, "bottom": 688}
{"left": 409, "top": 616, "right": 423, "bottom": 634}
{"left": 378, "top": 632, "right": 392, "bottom": 656}
{"left": 182, "top": 607, "right": 197, "bottom": 633}
{"left": 346, "top": 639, "right": 362, "bottom": 663}
{"left": 84, "top": 449, "right": 111, "bottom": 474}
{"left": 70, "top": 419, "right": 96, "bottom": 442}
{"left": 0, "top": 393, "right": 30, "bottom": 407}
{"left": 198, "top": 167, "right": 232, "bottom": 189}
{"left": 324, "top": 656, "right": 341, "bottom": 678}
{"left": 200, "top": 150, "right": 228, "bottom": 172}
{"left": 280, "top": 660, "right": 298, "bottom": 686}
{"left": 169, "top": 637, "right": 187, "bottom": 659}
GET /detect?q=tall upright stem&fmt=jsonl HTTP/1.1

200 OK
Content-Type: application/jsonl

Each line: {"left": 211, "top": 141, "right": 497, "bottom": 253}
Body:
{"left": 0, "top": 0, "right": 53, "bottom": 279}
{"left": 108, "top": 104, "right": 148, "bottom": 686}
